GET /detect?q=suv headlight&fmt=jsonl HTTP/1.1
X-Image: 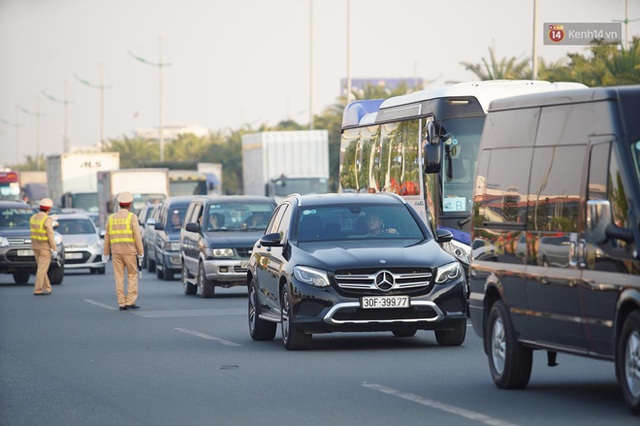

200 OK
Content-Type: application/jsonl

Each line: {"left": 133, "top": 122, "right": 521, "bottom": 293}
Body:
{"left": 294, "top": 266, "right": 330, "bottom": 288}
{"left": 165, "top": 241, "right": 180, "bottom": 251}
{"left": 205, "top": 248, "right": 234, "bottom": 258}
{"left": 435, "top": 262, "right": 462, "bottom": 284}
{"left": 442, "top": 239, "right": 470, "bottom": 265}
{"left": 0, "top": 236, "right": 8, "bottom": 247}
{"left": 54, "top": 232, "right": 63, "bottom": 246}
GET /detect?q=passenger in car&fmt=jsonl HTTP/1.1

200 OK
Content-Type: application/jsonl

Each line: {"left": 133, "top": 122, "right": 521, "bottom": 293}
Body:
{"left": 207, "top": 213, "right": 224, "bottom": 231}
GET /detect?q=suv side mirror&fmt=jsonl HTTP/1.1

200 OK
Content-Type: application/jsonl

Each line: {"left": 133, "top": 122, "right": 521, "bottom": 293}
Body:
{"left": 259, "top": 232, "right": 283, "bottom": 247}
{"left": 185, "top": 222, "right": 201, "bottom": 233}
{"left": 435, "top": 228, "right": 453, "bottom": 243}
{"left": 154, "top": 222, "right": 164, "bottom": 231}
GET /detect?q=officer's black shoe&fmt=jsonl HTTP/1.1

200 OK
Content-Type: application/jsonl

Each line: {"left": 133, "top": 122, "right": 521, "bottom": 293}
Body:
{"left": 126, "top": 304, "right": 140, "bottom": 310}
{"left": 119, "top": 306, "right": 128, "bottom": 311}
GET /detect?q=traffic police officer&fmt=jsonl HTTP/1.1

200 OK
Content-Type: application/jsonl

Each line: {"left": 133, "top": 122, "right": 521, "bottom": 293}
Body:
{"left": 103, "top": 192, "right": 144, "bottom": 310}
{"left": 30, "top": 197, "right": 57, "bottom": 296}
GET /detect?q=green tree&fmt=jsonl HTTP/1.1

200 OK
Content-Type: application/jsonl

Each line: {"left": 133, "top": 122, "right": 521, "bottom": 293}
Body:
{"left": 102, "top": 137, "right": 159, "bottom": 168}
{"left": 461, "top": 47, "right": 531, "bottom": 80}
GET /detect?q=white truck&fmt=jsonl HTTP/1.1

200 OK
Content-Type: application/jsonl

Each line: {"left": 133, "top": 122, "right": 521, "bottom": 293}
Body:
{"left": 46, "top": 152, "right": 120, "bottom": 212}
{"left": 241, "top": 130, "right": 329, "bottom": 201}
{"left": 97, "top": 168, "right": 169, "bottom": 228}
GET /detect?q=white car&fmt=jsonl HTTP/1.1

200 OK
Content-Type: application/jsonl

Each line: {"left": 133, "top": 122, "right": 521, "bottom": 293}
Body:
{"left": 55, "top": 212, "right": 106, "bottom": 274}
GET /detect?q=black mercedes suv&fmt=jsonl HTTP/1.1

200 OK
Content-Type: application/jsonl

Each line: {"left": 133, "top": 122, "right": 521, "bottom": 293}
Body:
{"left": 247, "top": 192, "right": 468, "bottom": 350}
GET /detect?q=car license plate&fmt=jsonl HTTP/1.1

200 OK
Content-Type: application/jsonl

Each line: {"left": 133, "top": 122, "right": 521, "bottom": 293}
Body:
{"left": 17, "top": 249, "right": 34, "bottom": 256}
{"left": 65, "top": 252, "right": 83, "bottom": 260}
{"left": 361, "top": 295, "right": 410, "bottom": 309}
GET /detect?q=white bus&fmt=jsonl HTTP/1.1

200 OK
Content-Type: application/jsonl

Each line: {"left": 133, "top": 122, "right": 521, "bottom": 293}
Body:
{"left": 339, "top": 80, "right": 586, "bottom": 267}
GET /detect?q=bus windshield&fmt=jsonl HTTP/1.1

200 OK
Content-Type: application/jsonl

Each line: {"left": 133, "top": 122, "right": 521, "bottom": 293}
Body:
{"left": 437, "top": 116, "right": 484, "bottom": 218}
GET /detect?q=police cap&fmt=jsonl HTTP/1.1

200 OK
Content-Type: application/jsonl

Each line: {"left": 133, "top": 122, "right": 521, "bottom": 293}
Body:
{"left": 117, "top": 192, "right": 134, "bottom": 204}
{"left": 39, "top": 198, "right": 53, "bottom": 208}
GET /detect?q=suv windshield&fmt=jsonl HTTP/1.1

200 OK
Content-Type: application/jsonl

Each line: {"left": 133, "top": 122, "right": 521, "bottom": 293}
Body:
{"left": 296, "top": 203, "right": 426, "bottom": 242}
{"left": 205, "top": 202, "right": 274, "bottom": 232}
{"left": 0, "top": 207, "right": 35, "bottom": 230}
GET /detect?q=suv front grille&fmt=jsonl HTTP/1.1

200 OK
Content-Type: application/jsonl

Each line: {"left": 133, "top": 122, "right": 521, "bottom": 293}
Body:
{"left": 334, "top": 267, "right": 433, "bottom": 294}
{"left": 7, "top": 237, "right": 30, "bottom": 246}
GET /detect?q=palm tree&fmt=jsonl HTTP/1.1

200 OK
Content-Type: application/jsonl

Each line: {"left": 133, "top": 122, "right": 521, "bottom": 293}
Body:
{"left": 461, "top": 47, "right": 530, "bottom": 80}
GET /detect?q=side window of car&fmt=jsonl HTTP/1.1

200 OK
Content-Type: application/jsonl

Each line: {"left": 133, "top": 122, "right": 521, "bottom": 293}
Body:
{"left": 266, "top": 204, "right": 286, "bottom": 235}
{"left": 528, "top": 145, "right": 585, "bottom": 232}
{"left": 483, "top": 147, "right": 533, "bottom": 224}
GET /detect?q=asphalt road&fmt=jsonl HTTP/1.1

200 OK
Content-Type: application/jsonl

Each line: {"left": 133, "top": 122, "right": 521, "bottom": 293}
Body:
{"left": 1, "top": 265, "right": 637, "bottom": 425}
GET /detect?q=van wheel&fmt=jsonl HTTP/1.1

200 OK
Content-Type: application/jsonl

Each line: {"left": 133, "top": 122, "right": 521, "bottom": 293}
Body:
{"left": 248, "top": 277, "right": 276, "bottom": 341}
{"left": 435, "top": 319, "right": 466, "bottom": 346}
{"left": 281, "top": 285, "right": 311, "bottom": 350}
{"left": 487, "top": 300, "right": 532, "bottom": 389}
{"left": 13, "top": 272, "right": 30, "bottom": 284}
{"left": 617, "top": 311, "right": 640, "bottom": 414}
{"left": 182, "top": 263, "right": 196, "bottom": 295}
{"left": 198, "top": 263, "right": 215, "bottom": 298}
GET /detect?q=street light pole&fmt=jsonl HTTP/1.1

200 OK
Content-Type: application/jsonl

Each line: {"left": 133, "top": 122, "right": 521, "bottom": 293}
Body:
{"left": 75, "top": 63, "right": 111, "bottom": 147}
{"left": 129, "top": 36, "right": 172, "bottom": 162}
{"left": 0, "top": 110, "right": 23, "bottom": 164}
{"left": 346, "top": 0, "right": 352, "bottom": 103}
{"left": 532, "top": 0, "right": 538, "bottom": 80}
{"left": 42, "top": 79, "right": 73, "bottom": 153}
{"left": 18, "top": 95, "right": 45, "bottom": 170}
{"left": 309, "top": 0, "right": 314, "bottom": 130}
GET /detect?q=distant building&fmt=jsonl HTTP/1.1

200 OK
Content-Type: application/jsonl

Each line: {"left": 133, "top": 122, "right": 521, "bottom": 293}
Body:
{"left": 133, "top": 124, "right": 210, "bottom": 141}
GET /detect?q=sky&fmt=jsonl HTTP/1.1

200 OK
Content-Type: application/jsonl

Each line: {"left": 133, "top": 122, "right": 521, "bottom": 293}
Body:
{"left": 1, "top": 0, "right": 638, "bottom": 166}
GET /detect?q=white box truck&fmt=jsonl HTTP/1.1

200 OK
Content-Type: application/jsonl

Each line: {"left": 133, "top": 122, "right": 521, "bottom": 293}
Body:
{"left": 241, "top": 130, "right": 329, "bottom": 201}
{"left": 97, "top": 168, "right": 169, "bottom": 227}
{"left": 46, "top": 152, "right": 120, "bottom": 213}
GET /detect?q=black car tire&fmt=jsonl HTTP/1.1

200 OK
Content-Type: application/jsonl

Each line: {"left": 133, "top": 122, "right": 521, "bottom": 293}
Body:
{"left": 281, "top": 284, "right": 311, "bottom": 350}
{"left": 156, "top": 265, "right": 163, "bottom": 279}
{"left": 616, "top": 310, "right": 640, "bottom": 414}
{"left": 392, "top": 328, "right": 417, "bottom": 337}
{"left": 182, "top": 263, "right": 196, "bottom": 295}
{"left": 147, "top": 254, "right": 156, "bottom": 273}
{"left": 487, "top": 300, "right": 532, "bottom": 389}
{"left": 163, "top": 267, "right": 174, "bottom": 281}
{"left": 97, "top": 267, "right": 105, "bottom": 275}
{"left": 198, "top": 262, "right": 215, "bottom": 298}
{"left": 13, "top": 272, "right": 30, "bottom": 284}
{"left": 48, "top": 266, "right": 64, "bottom": 285}
{"left": 248, "top": 278, "right": 276, "bottom": 341}
{"left": 435, "top": 319, "right": 466, "bottom": 346}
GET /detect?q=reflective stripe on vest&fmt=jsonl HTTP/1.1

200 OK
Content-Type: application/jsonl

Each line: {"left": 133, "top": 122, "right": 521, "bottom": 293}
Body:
{"left": 108, "top": 212, "right": 135, "bottom": 244}
{"left": 30, "top": 214, "right": 49, "bottom": 241}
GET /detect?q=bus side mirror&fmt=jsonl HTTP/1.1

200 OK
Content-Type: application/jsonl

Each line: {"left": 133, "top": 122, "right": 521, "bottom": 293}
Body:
{"left": 424, "top": 143, "right": 442, "bottom": 174}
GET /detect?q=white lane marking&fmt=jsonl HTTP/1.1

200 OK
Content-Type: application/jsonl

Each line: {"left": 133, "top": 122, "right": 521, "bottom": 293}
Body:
{"left": 362, "top": 383, "right": 517, "bottom": 426}
{"left": 175, "top": 328, "right": 242, "bottom": 347}
{"left": 133, "top": 308, "right": 245, "bottom": 318}
{"left": 82, "top": 301, "right": 244, "bottom": 318}
{"left": 84, "top": 299, "right": 118, "bottom": 310}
